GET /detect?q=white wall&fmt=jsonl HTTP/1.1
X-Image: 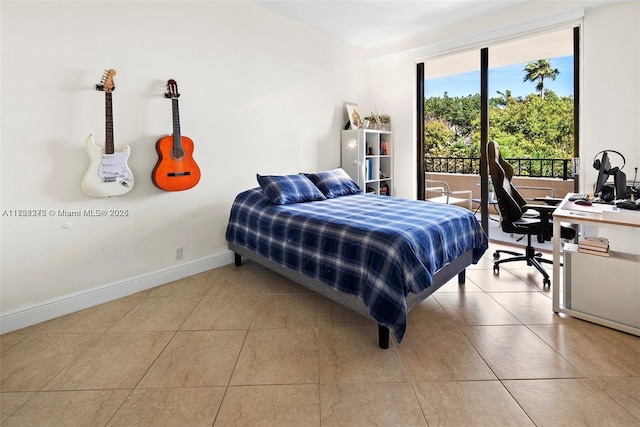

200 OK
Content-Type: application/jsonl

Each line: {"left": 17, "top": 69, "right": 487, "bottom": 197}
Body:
{"left": 581, "top": 1, "right": 640, "bottom": 193}
{"left": 369, "top": 0, "right": 640, "bottom": 203}
{"left": 0, "top": 1, "right": 370, "bottom": 328}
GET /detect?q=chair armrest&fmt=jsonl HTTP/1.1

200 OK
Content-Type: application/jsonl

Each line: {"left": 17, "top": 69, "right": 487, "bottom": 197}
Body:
{"left": 426, "top": 180, "right": 471, "bottom": 197}
{"left": 533, "top": 196, "right": 564, "bottom": 206}
{"left": 524, "top": 204, "right": 555, "bottom": 214}
{"left": 425, "top": 179, "right": 449, "bottom": 191}
{"left": 449, "top": 189, "right": 472, "bottom": 195}
{"left": 425, "top": 179, "right": 448, "bottom": 197}
{"left": 524, "top": 203, "right": 556, "bottom": 242}
{"left": 425, "top": 187, "right": 446, "bottom": 194}
{"left": 425, "top": 180, "right": 472, "bottom": 209}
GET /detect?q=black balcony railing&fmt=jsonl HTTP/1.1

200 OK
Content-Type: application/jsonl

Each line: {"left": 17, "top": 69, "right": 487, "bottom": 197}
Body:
{"left": 425, "top": 156, "right": 574, "bottom": 180}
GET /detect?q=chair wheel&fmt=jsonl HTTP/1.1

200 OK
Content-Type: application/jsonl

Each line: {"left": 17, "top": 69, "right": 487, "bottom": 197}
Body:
{"left": 543, "top": 278, "right": 551, "bottom": 287}
{"left": 493, "top": 252, "right": 500, "bottom": 260}
{"left": 493, "top": 264, "right": 500, "bottom": 274}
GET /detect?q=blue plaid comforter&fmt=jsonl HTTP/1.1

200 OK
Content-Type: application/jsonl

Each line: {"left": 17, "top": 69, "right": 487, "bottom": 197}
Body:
{"left": 226, "top": 188, "right": 488, "bottom": 342}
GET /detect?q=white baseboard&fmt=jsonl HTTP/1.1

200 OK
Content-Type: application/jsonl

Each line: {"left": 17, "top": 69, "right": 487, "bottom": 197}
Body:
{"left": 0, "top": 250, "right": 235, "bottom": 334}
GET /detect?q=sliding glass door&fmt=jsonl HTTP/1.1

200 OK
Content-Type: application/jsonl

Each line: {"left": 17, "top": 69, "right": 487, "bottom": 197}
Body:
{"left": 418, "top": 27, "right": 578, "bottom": 240}
{"left": 488, "top": 29, "right": 575, "bottom": 180}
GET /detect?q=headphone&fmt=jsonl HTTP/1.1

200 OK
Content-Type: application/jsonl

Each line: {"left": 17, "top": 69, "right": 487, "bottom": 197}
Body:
{"left": 592, "top": 150, "right": 625, "bottom": 174}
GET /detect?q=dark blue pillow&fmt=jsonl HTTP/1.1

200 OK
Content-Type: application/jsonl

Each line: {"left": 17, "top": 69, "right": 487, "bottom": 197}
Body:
{"left": 257, "top": 173, "right": 326, "bottom": 205}
{"left": 305, "top": 168, "right": 361, "bottom": 198}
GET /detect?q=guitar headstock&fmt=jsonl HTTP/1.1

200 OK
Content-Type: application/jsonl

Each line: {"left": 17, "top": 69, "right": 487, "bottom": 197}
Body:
{"left": 96, "top": 69, "right": 116, "bottom": 92}
{"left": 165, "top": 79, "right": 180, "bottom": 99}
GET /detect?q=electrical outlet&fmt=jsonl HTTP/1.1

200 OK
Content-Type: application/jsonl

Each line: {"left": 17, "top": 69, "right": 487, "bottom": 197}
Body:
{"left": 175, "top": 247, "right": 183, "bottom": 261}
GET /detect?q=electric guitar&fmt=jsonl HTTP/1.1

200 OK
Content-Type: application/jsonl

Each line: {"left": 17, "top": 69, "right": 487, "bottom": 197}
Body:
{"left": 82, "top": 69, "right": 134, "bottom": 197}
{"left": 152, "top": 79, "right": 201, "bottom": 191}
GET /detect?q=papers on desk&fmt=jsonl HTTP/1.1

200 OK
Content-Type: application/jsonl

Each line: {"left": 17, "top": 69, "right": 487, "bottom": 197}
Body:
{"left": 563, "top": 201, "right": 613, "bottom": 213}
{"left": 560, "top": 195, "right": 640, "bottom": 225}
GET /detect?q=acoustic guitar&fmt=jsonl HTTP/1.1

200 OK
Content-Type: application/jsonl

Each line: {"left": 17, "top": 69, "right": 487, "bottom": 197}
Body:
{"left": 82, "top": 69, "right": 134, "bottom": 197}
{"left": 152, "top": 79, "right": 201, "bottom": 191}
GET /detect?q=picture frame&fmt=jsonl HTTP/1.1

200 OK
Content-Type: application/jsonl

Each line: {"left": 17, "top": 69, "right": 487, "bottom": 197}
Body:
{"left": 345, "top": 103, "right": 361, "bottom": 129}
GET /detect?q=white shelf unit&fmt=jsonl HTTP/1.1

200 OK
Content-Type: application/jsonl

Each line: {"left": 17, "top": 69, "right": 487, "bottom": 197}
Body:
{"left": 341, "top": 129, "right": 393, "bottom": 196}
{"left": 552, "top": 194, "right": 640, "bottom": 336}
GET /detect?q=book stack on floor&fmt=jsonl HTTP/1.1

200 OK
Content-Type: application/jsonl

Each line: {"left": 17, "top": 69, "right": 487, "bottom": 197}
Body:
{"left": 578, "top": 236, "right": 610, "bottom": 257}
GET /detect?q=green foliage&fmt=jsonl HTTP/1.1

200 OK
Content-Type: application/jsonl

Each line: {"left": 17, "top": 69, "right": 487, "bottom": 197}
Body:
{"left": 424, "top": 87, "right": 574, "bottom": 177}
{"left": 424, "top": 92, "right": 481, "bottom": 139}
{"left": 489, "top": 92, "right": 573, "bottom": 158}
{"left": 424, "top": 120, "right": 456, "bottom": 156}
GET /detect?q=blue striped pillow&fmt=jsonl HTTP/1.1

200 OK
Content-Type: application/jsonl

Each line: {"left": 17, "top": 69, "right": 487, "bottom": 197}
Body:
{"left": 305, "top": 168, "right": 362, "bottom": 198}
{"left": 257, "top": 173, "right": 326, "bottom": 205}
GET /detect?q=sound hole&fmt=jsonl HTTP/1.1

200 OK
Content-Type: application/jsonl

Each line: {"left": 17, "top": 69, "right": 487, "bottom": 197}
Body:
{"left": 171, "top": 148, "right": 185, "bottom": 160}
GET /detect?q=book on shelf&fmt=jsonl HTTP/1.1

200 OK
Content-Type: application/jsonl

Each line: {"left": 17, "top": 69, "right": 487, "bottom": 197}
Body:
{"left": 578, "top": 236, "right": 609, "bottom": 252}
{"left": 579, "top": 236, "right": 609, "bottom": 248}
{"left": 578, "top": 243, "right": 609, "bottom": 252}
{"left": 577, "top": 247, "right": 611, "bottom": 257}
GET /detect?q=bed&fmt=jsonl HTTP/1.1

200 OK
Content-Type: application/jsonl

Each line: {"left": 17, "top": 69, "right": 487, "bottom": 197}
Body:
{"left": 226, "top": 170, "right": 488, "bottom": 348}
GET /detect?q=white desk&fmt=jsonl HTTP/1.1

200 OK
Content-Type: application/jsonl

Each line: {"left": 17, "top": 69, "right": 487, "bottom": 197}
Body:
{"left": 552, "top": 194, "right": 640, "bottom": 335}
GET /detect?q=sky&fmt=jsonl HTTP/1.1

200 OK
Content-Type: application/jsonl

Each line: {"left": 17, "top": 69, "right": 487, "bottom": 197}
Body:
{"left": 425, "top": 56, "right": 574, "bottom": 98}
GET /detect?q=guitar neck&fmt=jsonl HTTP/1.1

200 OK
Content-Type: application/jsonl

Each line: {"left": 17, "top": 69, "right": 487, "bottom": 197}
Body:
{"left": 172, "top": 99, "right": 183, "bottom": 149}
{"left": 105, "top": 92, "right": 115, "bottom": 154}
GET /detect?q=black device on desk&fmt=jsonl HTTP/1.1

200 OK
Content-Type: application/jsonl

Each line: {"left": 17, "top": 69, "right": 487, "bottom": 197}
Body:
{"left": 593, "top": 150, "right": 626, "bottom": 202}
{"left": 569, "top": 193, "right": 594, "bottom": 206}
{"left": 569, "top": 193, "right": 589, "bottom": 202}
{"left": 616, "top": 199, "right": 640, "bottom": 210}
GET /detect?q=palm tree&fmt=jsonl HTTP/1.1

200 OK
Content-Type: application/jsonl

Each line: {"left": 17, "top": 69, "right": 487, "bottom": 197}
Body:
{"left": 495, "top": 90, "right": 513, "bottom": 107}
{"left": 523, "top": 59, "right": 560, "bottom": 98}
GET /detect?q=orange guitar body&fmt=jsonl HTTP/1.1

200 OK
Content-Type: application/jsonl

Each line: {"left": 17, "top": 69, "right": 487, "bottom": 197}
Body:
{"left": 152, "top": 135, "right": 201, "bottom": 191}
{"left": 152, "top": 79, "right": 201, "bottom": 192}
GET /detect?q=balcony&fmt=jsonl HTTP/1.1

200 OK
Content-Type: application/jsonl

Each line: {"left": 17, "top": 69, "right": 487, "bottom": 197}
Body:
{"left": 426, "top": 156, "right": 575, "bottom": 180}
{"left": 426, "top": 157, "right": 575, "bottom": 248}
{"left": 425, "top": 156, "right": 575, "bottom": 206}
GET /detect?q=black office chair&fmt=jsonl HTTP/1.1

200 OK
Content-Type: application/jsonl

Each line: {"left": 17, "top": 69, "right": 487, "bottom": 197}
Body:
{"left": 496, "top": 148, "right": 565, "bottom": 242}
{"left": 487, "top": 140, "right": 575, "bottom": 287}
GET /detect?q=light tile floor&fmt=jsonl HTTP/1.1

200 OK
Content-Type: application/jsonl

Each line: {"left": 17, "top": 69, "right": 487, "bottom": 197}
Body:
{"left": 1, "top": 242, "right": 639, "bottom": 426}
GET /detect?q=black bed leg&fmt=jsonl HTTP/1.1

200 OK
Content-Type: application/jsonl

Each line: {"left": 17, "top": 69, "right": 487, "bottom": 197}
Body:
{"left": 234, "top": 253, "right": 242, "bottom": 267}
{"left": 378, "top": 324, "right": 389, "bottom": 349}
{"left": 458, "top": 269, "right": 466, "bottom": 284}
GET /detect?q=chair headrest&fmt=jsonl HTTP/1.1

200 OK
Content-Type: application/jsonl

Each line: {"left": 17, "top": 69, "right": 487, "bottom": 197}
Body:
{"left": 487, "top": 140, "right": 524, "bottom": 221}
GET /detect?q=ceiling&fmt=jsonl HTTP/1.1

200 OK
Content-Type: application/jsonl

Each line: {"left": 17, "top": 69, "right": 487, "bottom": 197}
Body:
{"left": 254, "top": 0, "right": 528, "bottom": 48}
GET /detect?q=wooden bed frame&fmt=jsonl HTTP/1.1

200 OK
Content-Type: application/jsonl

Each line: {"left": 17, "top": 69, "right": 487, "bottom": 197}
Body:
{"left": 229, "top": 242, "right": 473, "bottom": 349}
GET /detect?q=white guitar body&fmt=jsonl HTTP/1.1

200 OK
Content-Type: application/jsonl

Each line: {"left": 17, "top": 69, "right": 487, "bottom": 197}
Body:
{"left": 82, "top": 134, "right": 134, "bottom": 197}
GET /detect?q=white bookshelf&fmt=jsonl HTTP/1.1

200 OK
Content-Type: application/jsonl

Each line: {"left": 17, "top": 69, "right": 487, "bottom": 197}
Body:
{"left": 341, "top": 129, "right": 392, "bottom": 196}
